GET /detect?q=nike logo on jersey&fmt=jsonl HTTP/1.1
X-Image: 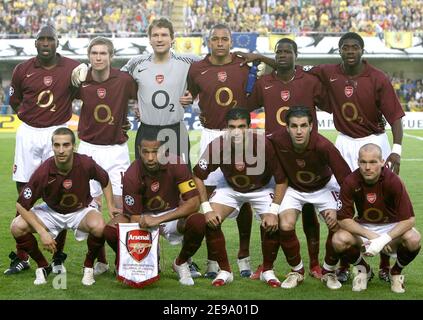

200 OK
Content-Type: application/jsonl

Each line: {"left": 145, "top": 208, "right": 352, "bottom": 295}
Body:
{"left": 138, "top": 68, "right": 147, "bottom": 73}
{"left": 26, "top": 73, "right": 35, "bottom": 78}
{"left": 201, "top": 69, "right": 210, "bottom": 75}
{"left": 330, "top": 77, "right": 338, "bottom": 82}
{"left": 48, "top": 178, "right": 56, "bottom": 184}
{"left": 355, "top": 188, "right": 362, "bottom": 192}
{"left": 264, "top": 85, "right": 273, "bottom": 90}
{"left": 82, "top": 83, "right": 91, "bottom": 88}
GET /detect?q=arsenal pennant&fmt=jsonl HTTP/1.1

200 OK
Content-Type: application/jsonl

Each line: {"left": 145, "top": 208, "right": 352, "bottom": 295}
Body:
{"left": 125, "top": 229, "right": 153, "bottom": 262}
{"left": 281, "top": 90, "right": 290, "bottom": 101}
{"left": 366, "top": 193, "right": 377, "bottom": 204}
{"left": 97, "top": 88, "right": 106, "bottom": 99}
{"left": 43, "top": 76, "right": 53, "bottom": 86}
{"left": 345, "top": 86, "right": 354, "bottom": 98}
{"left": 156, "top": 74, "right": 164, "bottom": 84}
{"left": 217, "top": 71, "right": 227, "bottom": 82}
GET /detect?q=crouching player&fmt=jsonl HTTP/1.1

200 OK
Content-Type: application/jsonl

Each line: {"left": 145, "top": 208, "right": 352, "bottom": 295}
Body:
{"left": 103, "top": 127, "right": 206, "bottom": 286}
{"left": 333, "top": 143, "right": 421, "bottom": 293}
{"left": 10, "top": 128, "right": 117, "bottom": 286}
{"left": 193, "top": 108, "right": 286, "bottom": 287}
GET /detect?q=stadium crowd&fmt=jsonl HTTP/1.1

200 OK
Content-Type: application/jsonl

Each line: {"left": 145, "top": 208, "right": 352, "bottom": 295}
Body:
{"left": 0, "top": 0, "right": 422, "bottom": 38}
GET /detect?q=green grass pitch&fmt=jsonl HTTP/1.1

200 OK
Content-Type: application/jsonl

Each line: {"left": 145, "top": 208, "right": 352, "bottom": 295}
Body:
{"left": 0, "top": 130, "right": 422, "bottom": 300}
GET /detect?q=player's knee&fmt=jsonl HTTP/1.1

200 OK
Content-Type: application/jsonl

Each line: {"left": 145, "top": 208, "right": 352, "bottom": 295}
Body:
{"left": 332, "top": 230, "right": 350, "bottom": 252}
{"left": 87, "top": 215, "right": 105, "bottom": 237}
{"left": 10, "top": 216, "right": 30, "bottom": 237}
{"left": 279, "top": 219, "right": 295, "bottom": 231}
{"left": 402, "top": 229, "right": 421, "bottom": 251}
{"left": 185, "top": 213, "right": 206, "bottom": 237}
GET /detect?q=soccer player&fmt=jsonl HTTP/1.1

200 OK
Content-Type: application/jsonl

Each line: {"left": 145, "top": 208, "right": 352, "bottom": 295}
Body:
{"left": 245, "top": 37, "right": 330, "bottom": 279}
{"left": 102, "top": 127, "right": 206, "bottom": 286}
{"left": 74, "top": 37, "right": 137, "bottom": 275}
{"left": 306, "top": 32, "right": 405, "bottom": 282}
{"left": 10, "top": 128, "right": 119, "bottom": 286}
{"left": 187, "top": 24, "right": 257, "bottom": 279}
{"left": 333, "top": 143, "right": 421, "bottom": 293}
{"left": 5, "top": 25, "right": 80, "bottom": 275}
{"left": 193, "top": 108, "right": 286, "bottom": 287}
{"left": 268, "top": 106, "right": 351, "bottom": 289}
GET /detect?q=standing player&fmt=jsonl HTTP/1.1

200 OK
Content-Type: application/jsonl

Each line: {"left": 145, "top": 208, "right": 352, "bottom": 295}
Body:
{"left": 268, "top": 107, "right": 351, "bottom": 289}
{"left": 245, "top": 38, "right": 330, "bottom": 279}
{"left": 187, "top": 24, "right": 258, "bottom": 279}
{"left": 333, "top": 143, "right": 420, "bottom": 293}
{"left": 102, "top": 127, "right": 206, "bottom": 286}
{"left": 10, "top": 128, "right": 119, "bottom": 286}
{"left": 193, "top": 108, "right": 286, "bottom": 287}
{"left": 5, "top": 25, "right": 80, "bottom": 275}
{"left": 74, "top": 37, "right": 137, "bottom": 275}
{"left": 306, "top": 32, "right": 405, "bottom": 282}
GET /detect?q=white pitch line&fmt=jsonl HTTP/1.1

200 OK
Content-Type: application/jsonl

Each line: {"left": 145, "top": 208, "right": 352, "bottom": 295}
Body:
{"left": 404, "top": 133, "right": 423, "bottom": 141}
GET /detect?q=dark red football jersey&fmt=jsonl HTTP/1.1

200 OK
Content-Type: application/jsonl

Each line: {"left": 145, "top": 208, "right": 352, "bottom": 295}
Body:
{"left": 337, "top": 168, "right": 414, "bottom": 224}
{"left": 77, "top": 68, "right": 137, "bottom": 145}
{"left": 268, "top": 130, "right": 351, "bottom": 192}
{"left": 123, "top": 156, "right": 199, "bottom": 215}
{"left": 193, "top": 133, "right": 286, "bottom": 193}
{"left": 247, "top": 66, "right": 329, "bottom": 133}
{"left": 187, "top": 53, "right": 250, "bottom": 129}
{"left": 9, "top": 54, "right": 80, "bottom": 127}
{"left": 306, "top": 61, "right": 404, "bottom": 138}
{"left": 17, "top": 153, "right": 109, "bottom": 214}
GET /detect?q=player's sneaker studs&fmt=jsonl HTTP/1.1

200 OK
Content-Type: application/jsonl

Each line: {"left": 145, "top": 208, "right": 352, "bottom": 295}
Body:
{"left": 212, "top": 270, "right": 234, "bottom": 287}
{"left": 237, "top": 256, "right": 252, "bottom": 278}
{"left": 204, "top": 259, "right": 220, "bottom": 279}
{"left": 281, "top": 272, "right": 304, "bottom": 289}
{"left": 260, "top": 270, "right": 281, "bottom": 288}
{"left": 51, "top": 252, "right": 67, "bottom": 274}
{"left": 173, "top": 260, "right": 194, "bottom": 286}
{"left": 321, "top": 272, "right": 342, "bottom": 290}
{"left": 4, "top": 252, "right": 30, "bottom": 275}
{"left": 82, "top": 267, "right": 95, "bottom": 286}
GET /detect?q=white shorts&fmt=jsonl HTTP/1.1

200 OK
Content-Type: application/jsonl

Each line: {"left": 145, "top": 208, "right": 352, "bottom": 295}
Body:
{"left": 210, "top": 179, "right": 274, "bottom": 221}
{"left": 31, "top": 202, "right": 99, "bottom": 241}
{"left": 199, "top": 128, "right": 225, "bottom": 186}
{"left": 359, "top": 223, "right": 402, "bottom": 258}
{"left": 13, "top": 123, "right": 66, "bottom": 182}
{"left": 280, "top": 175, "right": 340, "bottom": 214}
{"left": 154, "top": 209, "right": 183, "bottom": 245}
{"left": 77, "top": 140, "right": 130, "bottom": 197}
{"left": 335, "top": 132, "right": 391, "bottom": 171}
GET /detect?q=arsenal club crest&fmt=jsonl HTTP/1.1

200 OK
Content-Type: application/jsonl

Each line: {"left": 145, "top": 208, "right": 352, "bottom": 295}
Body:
{"left": 43, "top": 76, "right": 53, "bottom": 86}
{"left": 151, "top": 181, "right": 160, "bottom": 192}
{"left": 235, "top": 162, "right": 245, "bottom": 172}
{"left": 217, "top": 71, "right": 227, "bottom": 82}
{"left": 366, "top": 193, "right": 377, "bottom": 204}
{"left": 126, "top": 229, "right": 152, "bottom": 262}
{"left": 296, "top": 159, "right": 306, "bottom": 168}
{"left": 281, "top": 90, "right": 290, "bottom": 101}
{"left": 345, "top": 86, "right": 354, "bottom": 98}
{"left": 97, "top": 88, "right": 106, "bottom": 99}
{"left": 63, "top": 179, "right": 72, "bottom": 189}
{"left": 156, "top": 75, "right": 164, "bottom": 84}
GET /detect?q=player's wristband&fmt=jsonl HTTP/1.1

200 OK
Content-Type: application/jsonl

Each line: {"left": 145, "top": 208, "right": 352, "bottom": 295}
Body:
{"left": 392, "top": 144, "right": 402, "bottom": 156}
{"left": 268, "top": 203, "right": 280, "bottom": 215}
{"left": 201, "top": 201, "right": 213, "bottom": 214}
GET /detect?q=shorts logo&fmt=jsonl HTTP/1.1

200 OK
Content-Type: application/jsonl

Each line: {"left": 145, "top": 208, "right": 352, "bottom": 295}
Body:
{"left": 199, "top": 158, "right": 208, "bottom": 170}
{"left": 217, "top": 71, "right": 227, "bottom": 82}
{"left": 125, "top": 195, "right": 135, "bottom": 206}
{"left": 296, "top": 159, "right": 306, "bottom": 168}
{"left": 13, "top": 164, "right": 17, "bottom": 174}
{"left": 235, "top": 162, "right": 245, "bottom": 172}
{"left": 156, "top": 75, "right": 164, "bottom": 84}
{"left": 345, "top": 86, "right": 354, "bottom": 98}
{"left": 62, "top": 179, "right": 72, "bottom": 189}
{"left": 9, "top": 86, "right": 14, "bottom": 96}
{"left": 43, "top": 76, "right": 53, "bottom": 86}
{"left": 23, "top": 187, "right": 32, "bottom": 199}
{"left": 97, "top": 88, "right": 106, "bottom": 99}
{"left": 126, "top": 229, "right": 152, "bottom": 262}
{"left": 151, "top": 181, "right": 160, "bottom": 192}
{"left": 366, "top": 193, "right": 377, "bottom": 204}
{"left": 281, "top": 90, "right": 290, "bottom": 101}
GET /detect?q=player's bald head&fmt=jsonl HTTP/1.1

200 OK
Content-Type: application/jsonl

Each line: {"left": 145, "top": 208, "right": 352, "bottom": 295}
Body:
{"left": 36, "top": 25, "right": 58, "bottom": 42}
{"left": 359, "top": 143, "right": 382, "bottom": 160}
